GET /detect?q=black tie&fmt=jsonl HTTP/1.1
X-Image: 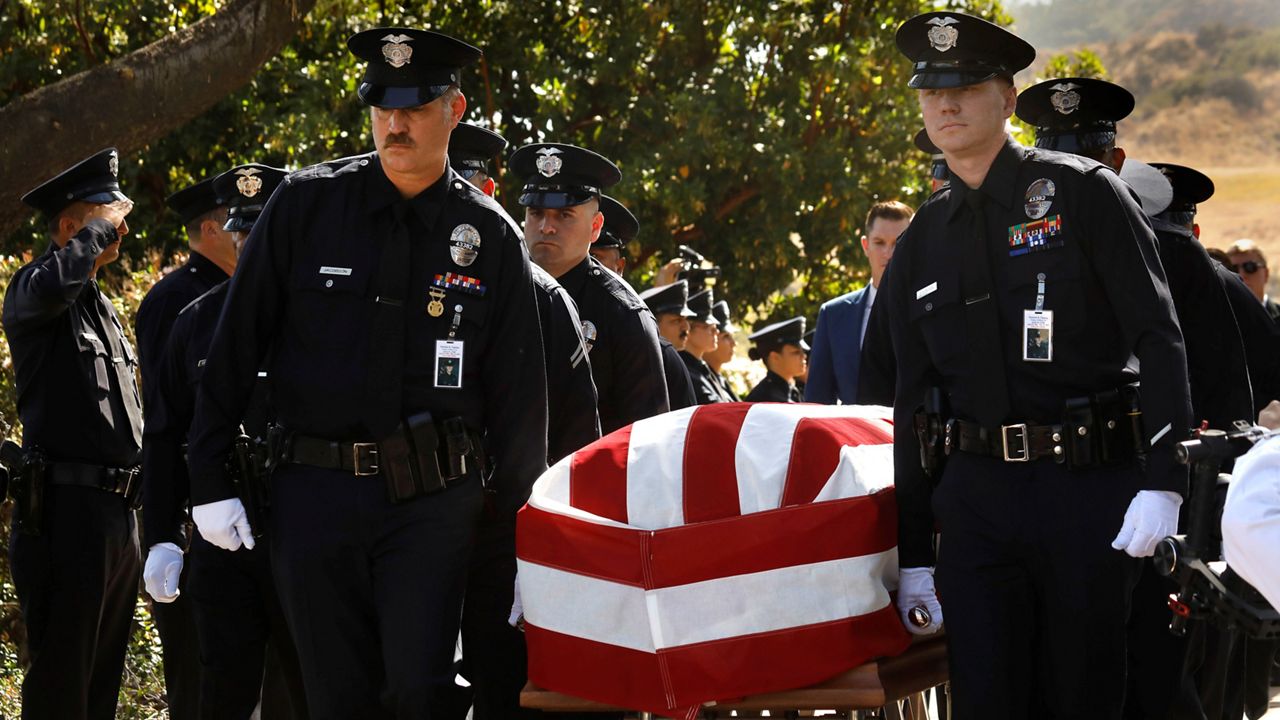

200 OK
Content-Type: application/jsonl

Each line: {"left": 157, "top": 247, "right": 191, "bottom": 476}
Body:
{"left": 960, "top": 189, "right": 1010, "bottom": 428}
{"left": 364, "top": 202, "right": 413, "bottom": 438}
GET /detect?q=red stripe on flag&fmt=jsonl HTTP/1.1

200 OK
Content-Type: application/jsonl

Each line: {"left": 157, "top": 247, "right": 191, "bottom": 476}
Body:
{"left": 781, "top": 417, "right": 893, "bottom": 506}
{"left": 517, "top": 505, "right": 646, "bottom": 586}
{"left": 681, "top": 404, "right": 752, "bottom": 524}
{"left": 525, "top": 606, "right": 912, "bottom": 715}
{"left": 649, "top": 489, "right": 898, "bottom": 589}
{"left": 570, "top": 425, "right": 632, "bottom": 523}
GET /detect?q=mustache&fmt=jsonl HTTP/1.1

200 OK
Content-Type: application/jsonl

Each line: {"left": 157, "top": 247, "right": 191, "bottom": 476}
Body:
{"left": 384, "top": 133, "right": 415, "bottom": 147}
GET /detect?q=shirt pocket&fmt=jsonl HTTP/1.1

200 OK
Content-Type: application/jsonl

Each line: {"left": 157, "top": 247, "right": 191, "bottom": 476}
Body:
{"left": 908, "top": 278, "right": 966, "bottom": 374}
{"left": 1007, "top": 248, "right": 1086, "bottom": 336}
{"left": 288, "top": 263, "right": 374, "bottom": 348}
{"left": 77, "top": 331, "right": 112, "bottom": 393}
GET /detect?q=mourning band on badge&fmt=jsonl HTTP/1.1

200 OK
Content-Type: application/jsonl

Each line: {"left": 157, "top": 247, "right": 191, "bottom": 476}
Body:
{"left": 1024, "top": 178, "right": 1055, "bottom": 220}
{"left": 450, "top": 224, "right": 481, "bottom": 267}
{"left": 435, "top": 339, "right": 464, "bottom": 389}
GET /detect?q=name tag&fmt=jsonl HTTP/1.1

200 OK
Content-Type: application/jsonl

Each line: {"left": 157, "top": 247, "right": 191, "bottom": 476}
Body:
{"left": 916, "top": 282, "right": 938, "bottom": 300}
{"left": 319, "top": 266, "right": 352, "bottom": 276}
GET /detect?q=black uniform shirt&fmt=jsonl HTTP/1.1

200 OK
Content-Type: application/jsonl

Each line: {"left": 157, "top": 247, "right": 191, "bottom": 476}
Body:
{"left": 1, "top": 219, "right": 143, "bottom": 466}
{"left": 885, "top": 139, "right": 1192, "bottom": 567}
{"left": 1198, "top": 242, "right": 1280, "bottom": 417}
{"left": 745, "top": 371, "right": 801, "bottom": 403}
{"left": 532, "top": 265, "right": 601, "bottom": 463}
{"left": 135, "top": 250, "right": 229, "bottom": 391}
{"left": 557, "top": 256, "right": 668, "bottom": 433}
{"left": 186, "top": 154, "right": 548, "bottom": 515}
{"left": 714, "top": 371, "right": 741, "bottom": 402}
{"left": 681, "top": 350, "right": 733, "bottom": 405}
{"left": 661, "top": 339, "right": 696, "bottom": 411}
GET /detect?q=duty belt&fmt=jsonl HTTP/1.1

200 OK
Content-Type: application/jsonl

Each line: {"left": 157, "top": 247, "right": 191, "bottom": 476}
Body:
{"left": 280, "top": 430, "right": 483, "bottom": 479}
{"left": 48, "top": 461, "right": 141, "bottom": 504}
{"left": 945, "top": 419, "right": 1067, "bottom": 463}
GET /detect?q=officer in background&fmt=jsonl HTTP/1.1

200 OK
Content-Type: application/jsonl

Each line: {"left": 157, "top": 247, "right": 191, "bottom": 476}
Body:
{"left": 916, "top": 128, "right": 950, "bottom": 193}
{"left": 681, "top": 289, "right": 732, "bottom": 404}
{"left": 142, "top": 163, "right": 308, "bottom": 720}
{"left": 185, "top": 29, "right": 548, "bottom": 718}
{"left": 1018, "top": 75, "right": 1255, "bottom": 720}
{"left": 513, "top": 142, "right": 669, "bottom": 432}
{"left": 887, "top": 14, "right": 1192, "bottom": 718}
{"left": 707, "top": 300, "right": 741, "bottom": 401}
{"left": 744, "top": 317, "right": 807, "bottom": 402}
{"left": 135, "top": 174, "right": 234, "bottom": 720}
{"left": 449, "top": 121, "right": 600, "bottom": 719}
{"left": 638, "top": 281, "right": 698, "bottom": 410}
{"left": 2, "top": 148, "right": 144, "bottom": 720}
{"left": 590, "top": 194, "right": 635, "bottom": 276}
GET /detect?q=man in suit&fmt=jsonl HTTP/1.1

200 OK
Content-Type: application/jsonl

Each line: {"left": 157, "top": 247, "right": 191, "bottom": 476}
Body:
{"left": 805, "top": 200, "right": 913, "bottom": 404}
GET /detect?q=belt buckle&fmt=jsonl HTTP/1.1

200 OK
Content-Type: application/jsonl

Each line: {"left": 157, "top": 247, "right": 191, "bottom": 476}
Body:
{"left": 1001, "top": 423, "right": 1029, "bottom": 462}
{"left": 352, "top": 443, "right": 380, "bottom": 476}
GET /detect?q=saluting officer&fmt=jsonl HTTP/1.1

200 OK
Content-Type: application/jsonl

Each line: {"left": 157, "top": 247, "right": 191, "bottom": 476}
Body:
{"left": 590, "top": 194, "right": 634, "bottom": 276}
{"left": 744, "top": 317, "right": 808, "bottom": 402}
{"left": 3, "top": 148, "right": 144, "bottom": 720}
{"left": 680, "top": 289, "right": 733, "bottom": 404}
{"left": 512, "top": 142, "right": 669, "bottom": 432}
{"left": 185, "top": 29, "right": 548, "bottom": 719}
{"left": 886, "top": 14, "right": 1191, "bottom": 718}
{"left": 638, "top": 281, "right": 698, "bottom": 411}
{"left": 707, "top": 300, "right": 741, "bottom": 401}
{"left": 449, "top": 121, "right": 600, "bottom": 720}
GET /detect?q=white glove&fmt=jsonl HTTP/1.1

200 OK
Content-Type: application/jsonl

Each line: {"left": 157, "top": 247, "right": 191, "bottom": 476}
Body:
{"left": 192, "top": 498, "right": 256, "bottom": 551}
{"left": 896, "top": 567, "right": 943, "bottom": 636}
{"left": 143, "top": 542, "right": 184, "bottom": 603}
{"left": 1111, "top": 490, "right": 1182, "bottom": 558}
{"left": 508, "top": 572, "right": 524, "bottom": 631}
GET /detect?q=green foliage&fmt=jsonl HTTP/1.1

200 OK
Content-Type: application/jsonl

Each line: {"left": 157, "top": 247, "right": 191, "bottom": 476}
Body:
{"left": 1040, "top": 48, "right": 1108, "bottom": 80}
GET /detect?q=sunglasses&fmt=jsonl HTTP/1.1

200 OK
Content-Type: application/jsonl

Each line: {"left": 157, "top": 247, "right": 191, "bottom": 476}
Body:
{"left": 1231, "top": 261, "right": 1266, "bottom": 275}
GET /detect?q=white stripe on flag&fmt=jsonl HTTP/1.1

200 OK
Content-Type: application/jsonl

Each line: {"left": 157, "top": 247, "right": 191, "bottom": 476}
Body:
{"left": 519, "top": 549, "right": 898, "bottom": 653}
{"left": 528, "top": 457, "right": 634, "bottom": 529}
{"left": 813, "top": 443, "right": 895, "bottom": 503}
{"left": 626, "top": 407, "right": 697, "bottom": 530}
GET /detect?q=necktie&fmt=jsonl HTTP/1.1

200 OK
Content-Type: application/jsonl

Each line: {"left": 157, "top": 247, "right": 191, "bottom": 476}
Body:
{"left": 960, "top": 189, "right": 1011, "bottom": 428}
{"left": 364, "top": 203, "right": 413, "bottom": 438}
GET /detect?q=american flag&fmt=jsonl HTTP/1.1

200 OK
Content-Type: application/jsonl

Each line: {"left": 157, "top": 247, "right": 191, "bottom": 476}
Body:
{"left": 516, "top": 403, "right": 911, "bottom": 717}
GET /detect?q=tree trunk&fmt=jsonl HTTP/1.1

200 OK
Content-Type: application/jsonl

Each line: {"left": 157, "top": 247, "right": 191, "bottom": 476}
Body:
{"left": 0, "top": 0, "right": 316, "bottom": 240}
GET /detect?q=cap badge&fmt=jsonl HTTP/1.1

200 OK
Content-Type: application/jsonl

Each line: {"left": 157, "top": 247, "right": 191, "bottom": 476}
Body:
{"left": 535, "top": 147, "right": 563, "bottom": 178}
{"left": 1024, "top": 178, "right": 1056, "bottom": 220}
{"left": 1049, "top": 83, "right": 1082, "bottom": 115}
{"left": 108, "top": 153, "right": 119, "bottom": 178}
{"left": 926, "top": 17, "right": 960, "bottom": 52}
{"left": 381, "top": 33, "right": 414, "bottom": 68}
{"left": 449, "top": 224, "right": 482, "bottom": 267}
{"left": 235, "top": 167, "right": 264, "bottom": 198}
{"left": 580, "top": 320, "right": 598, "bottom": 354}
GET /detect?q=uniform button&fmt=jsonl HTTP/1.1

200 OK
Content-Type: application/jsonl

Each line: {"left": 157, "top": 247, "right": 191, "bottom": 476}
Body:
{"left": 925, "top": 302, "right": 933, "bottom": 311}
{"left": 1054, "top": 446, "right": 1063, "bottom": 456}
{"left": 454, "top": 181, "right": 464, "bottom": 190}
{"left": 592, "top": 269, "right": 601, "bottom": 276}
{"left": 360, "top": 159, "right": 369, "bottom": 166}
{"left": 1106, "top": 420, "right": 1116, "bottom": 430}
{"left": 1077, "top": 426, "right": 1088, "bottom": 436}
{"left": 325, "top": 279, "right": 334, "bottom": 288}
{"left": 1052, "top": 432, "right": 1061, "bottom": 442}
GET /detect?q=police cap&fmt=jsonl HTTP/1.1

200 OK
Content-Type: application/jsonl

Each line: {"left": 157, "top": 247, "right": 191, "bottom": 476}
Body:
{"left": 1118, "top": 160, "right": 1174, "bottom": 218}
{"left": 597, "top": 195, "right": 638, "bottom": 253}
{"left": 896, "top": 12, "right": 1035, "bottom": 90}
{"left": 165, "top": 177, "right": 224, "bottom": 226}
{"left": 1016, "top": 77, "right": 1134, "bottom": 155}
{"left": 687, "top": 289, "right": 718, "bottom": 326}
{"left": 748, "top": 317, "right": 808, "bottom": 360}
{"left": 212, "top": 164, "right": 288, "bottom": 233}
{"left": 639, "top": 281, "right": 696, "bottom": 319}
{"left": 712, "top": 300, "right": 738, "bottom": 333}
{"left": 22, "top": 148, "right": 130, "bottom": 217}
{"left": 449, "top": 122, "right": 507, "bottom": 178}
{"left": 1150, "top": 163, "right": 1215, "bottom": 213}
{"left": 510, "top": 143, "right": 621, "bottom": 209}
{"left": 347, "top": 27, "right": 481, "bottom": 109}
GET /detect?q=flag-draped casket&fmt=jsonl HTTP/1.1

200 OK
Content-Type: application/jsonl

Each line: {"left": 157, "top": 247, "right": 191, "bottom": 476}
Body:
{"left": 516, "top": 403, "right": 910, "bottom": 716}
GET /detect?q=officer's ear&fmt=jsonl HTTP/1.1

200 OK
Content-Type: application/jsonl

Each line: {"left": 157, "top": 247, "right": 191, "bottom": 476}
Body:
{"left": 1110, "top": 147, "right": 1126, "bottom": 173}
{"left": 481, "top": 177, "right": 496, "bottom": 197}
{"left": 1192, "top": 223, "right": 1201, "bottom": 239}
{"left": 51, "top": 203, "right": 88, "bottom": 246}
{"left": 589, "top": 205, "right": 604, "bottom": 243}
{"left": 616, "top": 256, "right": 627, "bottom": 274}
{"left": 447, "top": 88, "right": 467, "bottom": 128}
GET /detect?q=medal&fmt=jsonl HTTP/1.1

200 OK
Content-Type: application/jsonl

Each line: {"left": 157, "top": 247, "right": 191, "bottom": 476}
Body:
{"left": 427, "top": 288, "right": 446, "bottom": 317}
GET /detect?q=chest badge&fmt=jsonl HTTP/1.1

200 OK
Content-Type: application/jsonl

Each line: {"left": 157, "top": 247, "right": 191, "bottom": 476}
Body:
{"left": 1024, "top": 178, "right": 1056, "bottom": 220}
{"left": 449, "top": 224, "right": 482, "bottom": 267}
{"left": 580, "top": 320, "right": 598, "bottom": 354}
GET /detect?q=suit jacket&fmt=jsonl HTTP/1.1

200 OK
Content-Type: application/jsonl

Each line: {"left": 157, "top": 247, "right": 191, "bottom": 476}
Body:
{"left": 804, "top": 285, "right": 871, "bottom": 404}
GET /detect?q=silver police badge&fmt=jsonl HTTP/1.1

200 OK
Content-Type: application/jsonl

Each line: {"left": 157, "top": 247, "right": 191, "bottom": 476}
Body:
{"left": 449, "top": 224, "right": 482, "bottom": 267}
{"left": 580, "top": 320, "right": 598, "bottom": 354}
{"left": 381, "top": 34, "right": 414, "bottom": 68}
{"left": 235, "top": 167, "right": 263, "bottom": 198}
{"left": 108, "top": 153, "right": 119, "bottom": 177}
{"left": 926, "top": 17, "right": 960, "bottom": 52}
{"left": 535, "top": 147, "right": 563, "bottom": 178}
{"left": 1050, "top": 83, "right": 1082, "bottom": 115}
{"left": 1024, "top": 178, "right": 1056, "bottom": 220}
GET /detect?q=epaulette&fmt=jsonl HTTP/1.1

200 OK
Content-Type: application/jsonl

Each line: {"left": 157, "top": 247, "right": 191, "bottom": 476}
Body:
{"left": 590, "top": 259, "right": 645, "bottom": 312}
{"left": 176, "top": 281, "right": 230, "bottom": 317}
{"left": 284, "top": 153, "right": 374, "bottom": 186}
{"left": 1026, "top": 147, "right": 1107, "bottom": 177}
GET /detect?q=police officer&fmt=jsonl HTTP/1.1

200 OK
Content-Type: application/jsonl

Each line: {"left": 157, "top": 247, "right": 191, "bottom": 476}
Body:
{"left": 916, "top": 128, "right": 949, "bottom": 193}
{"left": 680, "top": 289, "right": 732, "bottom": 404}
{"left": 887, "top": 14, "right": 1192, "bottom": 718}
{"left": 144, "top": 163, "right": 309, "bottom": 720}
{"left": 744, "top": 317, "right": 807, "bottom": 402}
{"left": 135, "top": 174, "right": 233, "bottom": 720}
{"left": 185, "top": 29, "right": 549, "bottom": 719}
{"left": 590, "top": 195, "right": 634, "bottom": 275}
{"left": 448, "top": 122, "right": 600, "bottom": 720}
{"left": 707, "top": 300, "right": 741, "bottom": 401}
{"left": 512, "top": 142, "right": 669, "bottom": 432}
{"left": 638, "top": 281, "right": 698, "bottom": 411}
{"left": 3, "top": 148, "right": 144, "bottom": 719}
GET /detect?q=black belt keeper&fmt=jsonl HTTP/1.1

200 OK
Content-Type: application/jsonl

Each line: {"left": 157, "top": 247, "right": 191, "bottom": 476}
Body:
{"left": 47, "top": 461, "right": 141, "bottom": 507}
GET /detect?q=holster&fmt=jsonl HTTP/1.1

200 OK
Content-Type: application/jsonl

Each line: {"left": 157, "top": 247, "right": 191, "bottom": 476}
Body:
{"left": 380, "top": 412, "right": 447, "bottom": 504}
{"left": 913, "top": 387, "right": 949, "bottom": 481}
{"left": 4, "top": 442, "right": 47, "bottom": 536}
{"left": 231, "top": 434, "right": 270, "bottom": 539}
